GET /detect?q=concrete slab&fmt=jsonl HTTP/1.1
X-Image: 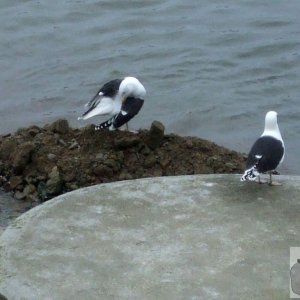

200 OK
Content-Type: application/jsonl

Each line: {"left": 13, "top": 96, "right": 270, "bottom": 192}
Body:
{"left": 0, "top": 174, "right": 299, "bottom": 300}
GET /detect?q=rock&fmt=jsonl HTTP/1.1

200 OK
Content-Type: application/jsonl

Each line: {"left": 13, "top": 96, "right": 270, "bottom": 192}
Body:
{"left": 46, "top": 166, "right": 64, "bottom": 195}
{"left": 0, "top": 118, "right": 246, "bottom": 204}
{"left": 144, "top": 154, "right": 157, "bottom": 168}
{"left": 48, "top": 119, "right": 69, "bottom": 134}
{"left": 186, "top": 139, "right": 194, "bottom": 149}
{"left": 119, "top": 171, "right": 133, "bottom": 181}
{"left": 146, "top": 121, "right": 165, "bottom": 150}
{"left": 104, "top": 159, "right": 120, "bottom": 172}
{"left": 23, "top": 184, "right": 36, "bottom": 197}
{"left": 159, "top": 157, "right": 171, "bottom": 169}
{"left": 47, "top": 153, "right": 57, "bottom": 160}
{"left": 65, "top": 183, "right": 79, "bottom": 190}
{"left": 93, "top": 165, "right": 113, "bottom": 178}
{"left": 28, "top": 126, "right": 40, "bottom": 137}
{"left": 96, "top": 153, "right": 108, "bottom": 161}
{"left": 69, "top": 140, "right": 79, "bottom": 150}
{"left": 0, "top": 139, "right": 17, "bottom": 160}
{"left": 58, "top": 139, "right": 67, "bottom": 146}
{"left": 63, "top": 171, "right": 76, "bottom": 183}
{"left": 225, "top": 162, "right": 236, "bottom": 171}
{"left": 14, "top": 191, "right": 26, "bottom": 200}
{"left": 9, "top": 176, "right": 23, "bottom": 189}
{"left": 12, "top": 142, "right": 35, "bottom": 173}
{"left": 25, "top": 172, "right": 38, "bottom": 184}
{"left": 37, "top": 182, "right": 48, "bottom": 201}
{"left": 114, "top": 136, "right": 140, "bottom": 149}
{"left": 116, "top": 151, "right": 124, "bottom": 163}
{"left": 140, "top": 144, "right": 151, "bottom": 156}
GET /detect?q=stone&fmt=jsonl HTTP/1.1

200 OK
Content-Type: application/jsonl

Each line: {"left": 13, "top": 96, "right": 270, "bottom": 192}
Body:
{"left": 144, "top": 154, "right": 157, "bottom": 168}
{"left": 12, "top": 142, "right": 35, "bottom": 173}
{"left": 9, "top": 176, "right": 23, "bottom": 190}
{"left": 69, "top": 141, "right": 79, "bottom": 150}
{"left": 0, "top": 139, "right": 17, "bottom": 160}
{"left": 23, "top": 184, "right": 36, "bottom": 197}
{"left": 14, "top": 191, "right": 26, "bottom": 200}
{"left": 47, "top": 153, "right": 57, "bottom": 160}
{"left": 37, "top": 182, "right": 47, "bottom": 201}
{"left": 27, "top": 127, "right": 40, "bottom": 137}
{"left": 46, "top": 166, "right": 63, "bottom": 195}
{"left": 118, "top": 171, "right": 133, "bottom": 180}
{"left": 93, "top": 165, "right": 113, "bottom": 178}
{"left": 95, "top": 153, "right": 108, "bottom": 161}
{"left": 114, "top": 136, "right": 140, "bottom": 149}
{"left": 48, "top": 119, "right": 69, "bottom": 134}
{"left": 146, "top": 121, "right": 165, "bottom": 150}
{"left": 58, "top": 139, "right": 67, "bottom": 146}
{"left": 159, "top": 156, "right": 171, "bottom": 169}
{"left": 104, "top": 159, "right": 120, "bottom": 172}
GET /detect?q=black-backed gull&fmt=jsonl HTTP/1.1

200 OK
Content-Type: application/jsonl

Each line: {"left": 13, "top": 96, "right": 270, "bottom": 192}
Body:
{"left": 241, "top": 111, "right": 285, "bottom": 185}
{"left": 78, "top": 76, "right": 146, "bottom": 131}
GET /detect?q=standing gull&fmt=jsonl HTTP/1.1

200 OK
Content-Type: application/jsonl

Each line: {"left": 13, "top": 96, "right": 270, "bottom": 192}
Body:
{"left": 241, "top": 111, "right": 285, "bottom": 185}
{"left": 78, "top": 76, "right": 146, "bottom": 131}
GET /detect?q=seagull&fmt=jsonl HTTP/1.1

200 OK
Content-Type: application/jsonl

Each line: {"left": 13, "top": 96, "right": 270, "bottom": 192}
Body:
{"left": 78, "top": 76, "right": 146, "bottom": 131}
{"left": 241, "top": 111, "right": 285, "bottom": 185}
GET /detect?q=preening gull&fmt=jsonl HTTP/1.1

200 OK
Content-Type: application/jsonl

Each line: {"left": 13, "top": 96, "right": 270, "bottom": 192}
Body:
{"left": 78, "top": 77, "right": 146, "bottom": 131}
{"left": 241, "top": 111, "right": 285, "bottom": 185}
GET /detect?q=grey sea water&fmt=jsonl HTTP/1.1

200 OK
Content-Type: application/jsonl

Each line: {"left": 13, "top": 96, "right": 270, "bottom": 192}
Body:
{"left": 0, "top": 1, "right": 299, "bottom": 191}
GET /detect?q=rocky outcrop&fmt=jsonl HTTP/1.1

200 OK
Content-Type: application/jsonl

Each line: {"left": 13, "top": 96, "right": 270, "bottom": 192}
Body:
{"left": 0, "top": 120, "right": 246, "bottom": 203}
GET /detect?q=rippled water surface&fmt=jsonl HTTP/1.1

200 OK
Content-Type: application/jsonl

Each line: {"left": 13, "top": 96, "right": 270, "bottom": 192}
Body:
{"left": 0, "top": 191, "right": 31, "bottom": 234}
{"left": 0, "top": 0, "right": 300, "bottom": 176}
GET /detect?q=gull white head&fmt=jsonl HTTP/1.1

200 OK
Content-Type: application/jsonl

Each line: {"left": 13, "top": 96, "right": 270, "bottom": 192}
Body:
{"left": 119, "top": 77, "right": 146, "bottom": 99}
{"left": 261, "top": 111, "right": 283, "bottom": 142}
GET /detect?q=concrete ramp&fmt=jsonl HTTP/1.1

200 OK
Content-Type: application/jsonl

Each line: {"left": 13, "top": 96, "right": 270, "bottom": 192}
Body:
{"left": 0, "top": 175, "right": 299, "bottom": 299}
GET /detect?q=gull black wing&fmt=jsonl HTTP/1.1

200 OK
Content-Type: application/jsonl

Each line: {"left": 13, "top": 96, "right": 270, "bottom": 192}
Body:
{"left": 113, "top": 97, "right": 144, "bottom": 128}
{"left": 246, "top": 136, "right": 284, "bottom": 172}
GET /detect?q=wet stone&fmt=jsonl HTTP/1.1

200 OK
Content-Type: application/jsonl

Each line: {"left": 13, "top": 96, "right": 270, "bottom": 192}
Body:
{"left": 12, "top": 142, "right": 35, "bottom": 174}
{"left": 48, "top": 119, "right": 69, "bottom": 134}
{"left": 114, "top": 136, "right": 140, "bottom": 149}
{"left": 46, "top": 166, "right": 63, "bottom": 196}
{"left": 9, "top": 176, "right": 23, "bottom": 190}
{"left": 147, "top": 121, "right": 165, "bottom": 150}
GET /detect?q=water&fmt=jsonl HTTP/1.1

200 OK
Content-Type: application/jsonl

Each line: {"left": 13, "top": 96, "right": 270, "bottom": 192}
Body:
{"left": 0, "top": 191, "right": 30, "bottom": 234}
{"left": 0, "top": 1, "right": 299, "bottom": 175}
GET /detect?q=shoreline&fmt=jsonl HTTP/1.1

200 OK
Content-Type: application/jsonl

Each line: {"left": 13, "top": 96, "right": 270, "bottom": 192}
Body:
{"left": 0, "top": 119, "right": 246, "bottom": 205}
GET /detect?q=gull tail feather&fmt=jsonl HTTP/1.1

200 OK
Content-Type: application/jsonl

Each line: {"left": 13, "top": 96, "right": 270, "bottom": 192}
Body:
{"left": 241, "top": 166, "right": 259, "bottom": 182}
{"left": 95, "top": 115, "right": 117, "bottom": 131}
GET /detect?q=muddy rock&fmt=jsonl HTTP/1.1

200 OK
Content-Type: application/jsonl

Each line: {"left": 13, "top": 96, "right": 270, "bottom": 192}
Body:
{"left": 0, "top": 139, "right": 18, "bottom": 160}
{"left": 9, "top": 176, "right": 23, "bottom": 190}
{"left": 23, "top": 184, "right": 36, "bottom": 197}
{"left": 46, "top": 166, "right": 64, "bottom": 196}
{"left": 114, "top": 136, "right": 140, "bottom": 149}
{"left": 13, "top": 142, "right": 35, "bottom": 174}
{"left": 14, "top": 191, "right": 26, "bottom": 200}
{"left": 47, "top": 119, "right": 69, "bottom": 134}
{"left": 144, "top": 154, "right": 157, "bottom": 168}
{"left": 93, "top": 165, "right": 114, "bottom": 178}
{"left": 47, "top": 153, "right": 57, "bottom": 160}
{"left": 0, "top": 119, "right": 246, "bottom": 203}
{"left": 147, "top": 121, "right": 165, "bottom": 149}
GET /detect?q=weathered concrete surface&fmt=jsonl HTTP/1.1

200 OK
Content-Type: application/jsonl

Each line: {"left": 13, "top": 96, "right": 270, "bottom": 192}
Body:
{"left": 0, "top": 174, "right": 299, "bottom": 300}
